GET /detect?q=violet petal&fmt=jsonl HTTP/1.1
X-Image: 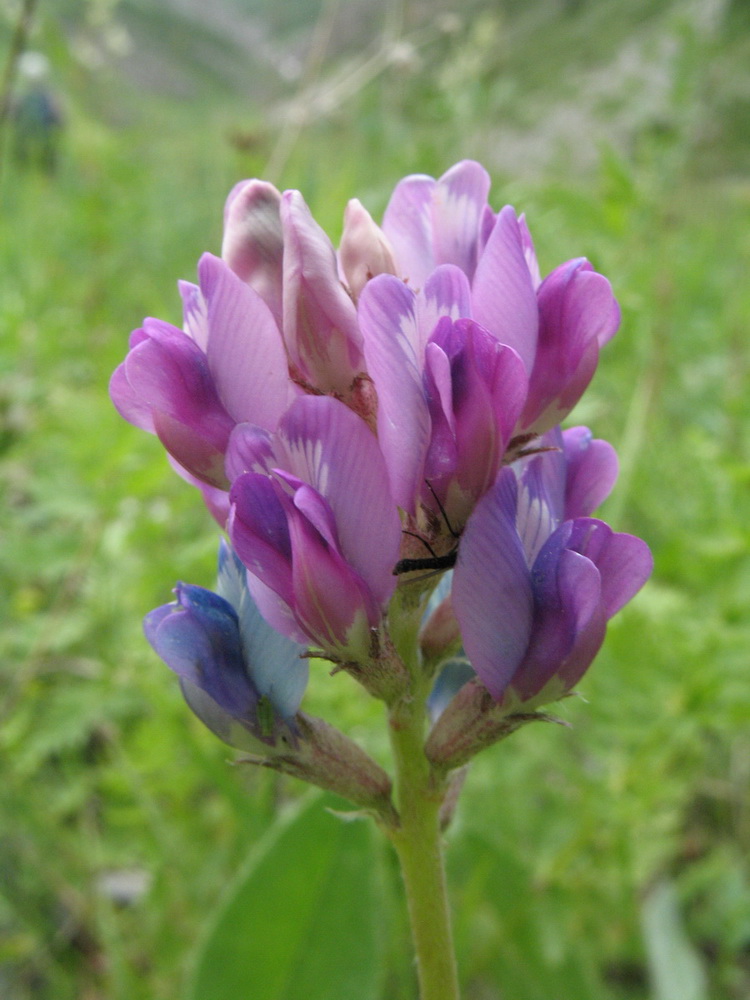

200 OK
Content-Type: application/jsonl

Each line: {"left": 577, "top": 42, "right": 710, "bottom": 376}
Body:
{"left": 199, "top": 253, "right": 290, "bottom": 429}
{"left": 472, "top": 205, "right": 539, "bottom": 373}
{"left": 452, "top": 469, "right": 534, "bottom": 701}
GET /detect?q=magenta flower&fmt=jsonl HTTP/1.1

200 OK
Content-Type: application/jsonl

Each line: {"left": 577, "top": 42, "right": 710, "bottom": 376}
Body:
{"left": 360, "top": 266, "right": 527, "bottom": 530}
{"left": 110, "top": 253, "right": 293, "bottom": 489}
{"left": 227, "top": 395, "right": 401, "bottom": 658}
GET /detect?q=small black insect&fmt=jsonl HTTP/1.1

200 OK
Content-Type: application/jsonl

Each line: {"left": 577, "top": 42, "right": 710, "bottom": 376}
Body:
{"left": 393, "top": 547, "right": 458, "bottom": 576}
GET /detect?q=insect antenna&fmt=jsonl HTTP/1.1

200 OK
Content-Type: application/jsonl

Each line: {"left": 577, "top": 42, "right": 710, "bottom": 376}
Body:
{"left": 510, "top": 444, "right": 561, "bottom": 461}
{"left": 400, "top": 529, "right": 438, "bottom": 559}
{"left": 424, "top": 480, "right": 459, "bottom": 539}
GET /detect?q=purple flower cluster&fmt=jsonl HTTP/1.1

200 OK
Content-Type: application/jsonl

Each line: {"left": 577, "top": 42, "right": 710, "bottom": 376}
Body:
{"left": 113, "top": 161, "right": 652, "bottom": 751}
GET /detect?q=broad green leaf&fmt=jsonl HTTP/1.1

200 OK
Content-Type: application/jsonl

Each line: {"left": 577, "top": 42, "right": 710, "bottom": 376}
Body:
{"left": 185, "top": 793, "right": 381, "bottom": 1000}
{"left": 641, "top": 880, "right": 708, "bottom": 1000}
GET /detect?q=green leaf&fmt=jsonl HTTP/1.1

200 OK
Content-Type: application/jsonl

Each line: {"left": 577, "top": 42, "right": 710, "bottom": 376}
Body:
{"left": 185, "top": 793, "right": 382, "bottom": 1000}
{"left": 641, "top": 879, "right": 708, "bottom": 1000}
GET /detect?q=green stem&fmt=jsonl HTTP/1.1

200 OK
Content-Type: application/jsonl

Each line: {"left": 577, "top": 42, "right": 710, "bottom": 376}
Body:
{"left": 387, "top": 677, "right": 460, "bottom": 1000}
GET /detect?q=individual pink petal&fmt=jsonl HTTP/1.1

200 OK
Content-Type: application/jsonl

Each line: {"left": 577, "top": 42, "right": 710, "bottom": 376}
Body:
{"left": 109, "top": 360, "right": 155, "bottom": 432}
{"left": 229, "top": 473, "right": 295, "bottom": 605}
{"left": 431, "top": 160, "right": 491, "bottom": 281}
{"left": 381, "top": 161, "right": 492, "bottom": 288}
{"left": 452, "top": 323, "right": 528, "bottom": 509}
{"left": 221, "top": 179, "right": 284, "bottom": 323}
{"left": 422, "top": 335, "right": 458, "bottom": 491}
{"left": 224, "top": 422, "right": 275, "bottom": 482}
{"left": 520, "top": 260, "right": 620, "bottom": 433}
{"left": 292, "top": 483, "right": 340, "bottom": 550}
{"left": 281, "top": 191, "right": 363, "bottom": 394}
{"left": 339, "top": 198, "right": 397, "bottom": 299}
{"left": 178, "top": 280, "right": 208, "bottom": 350}
{"left": 286, "top": 503, "right": 377, "bottom": 653}
{"left": 152, "top": 410, "right": 229, "bottom": 488}
{"left": 121, "top": 320, "right": 234, "bottom": 486}
{"left": 198, "top": 253, "right": 291, "bottom": 430}
{"left": 417, "top": 265, "right": 473, "bottom": 348}
{"left": 381, "top": 173, "right": 436, "bottom": 288}
{"left": 472, "top": 205, "right": 539, "bottom": 373}
{"left": 562, "top": 427, "right": 619, "bottom": 519}
{"left": 359, "top": 274, "right": 430, "bottom": 513}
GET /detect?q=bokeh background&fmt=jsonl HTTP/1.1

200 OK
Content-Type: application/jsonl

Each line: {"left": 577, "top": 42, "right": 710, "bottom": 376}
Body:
{"left": 1, "top": 0, "right": 749, "bottom": 997}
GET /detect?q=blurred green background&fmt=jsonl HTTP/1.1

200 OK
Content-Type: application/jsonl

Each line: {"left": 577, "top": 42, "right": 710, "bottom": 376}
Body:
{"left": 1, "top": 0, "right": 749, "bottom": 997}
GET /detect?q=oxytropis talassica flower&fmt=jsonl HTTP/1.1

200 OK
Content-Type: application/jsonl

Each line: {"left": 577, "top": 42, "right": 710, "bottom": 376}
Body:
{"left": 112, "top": 160, "right": 652, "bottom": 770}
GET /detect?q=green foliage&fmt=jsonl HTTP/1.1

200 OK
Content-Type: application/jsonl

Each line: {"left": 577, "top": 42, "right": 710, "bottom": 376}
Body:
{"left": 2, "top": 1, "right": 750, "bottom": 998}
{"left": 186, "top": 794, "right": 382, "bottom": 1000}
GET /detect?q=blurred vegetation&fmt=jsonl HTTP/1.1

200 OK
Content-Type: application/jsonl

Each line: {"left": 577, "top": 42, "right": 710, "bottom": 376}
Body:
{"left": 1, "top": 0, "right": 749, "bottom": 997}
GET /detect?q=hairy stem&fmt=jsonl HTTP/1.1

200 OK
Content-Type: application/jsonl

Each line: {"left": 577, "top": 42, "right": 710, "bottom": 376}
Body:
{"left": 387, "top": 673, "right": 460, "bottom": 1000}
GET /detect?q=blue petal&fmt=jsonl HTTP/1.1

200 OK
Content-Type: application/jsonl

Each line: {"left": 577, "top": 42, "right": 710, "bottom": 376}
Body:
{"left": 144, "top": 583, "right": 258, "bottom": 719}
{"left": 421, "top": 569, "right": 453, "bottom": 626}
{"left": 428, "top": 658, "right": 475, "bottom": 722}
{"left": 217, "top": 539, "right": 309, "bottom": 719}
{"left": 178, "top": 678, "right": 280, "bottom": 752}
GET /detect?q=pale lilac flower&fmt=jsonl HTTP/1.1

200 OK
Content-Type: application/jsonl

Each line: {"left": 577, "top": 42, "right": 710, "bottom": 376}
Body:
{"left": 361, "top": 161, "right": 618, "bottom": 436}
{"left": 280, "top": 191, "right": 365, "bottom": 396}
{"left": 223, "top": 180, "right": 366, "bottom": 399}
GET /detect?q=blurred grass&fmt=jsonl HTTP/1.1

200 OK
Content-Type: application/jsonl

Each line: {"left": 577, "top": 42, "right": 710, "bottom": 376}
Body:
{"left": 1, "top": 0, "right": 750, "bottom": 997}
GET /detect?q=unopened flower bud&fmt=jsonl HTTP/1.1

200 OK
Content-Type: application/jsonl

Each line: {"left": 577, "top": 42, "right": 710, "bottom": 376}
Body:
{"left": 340, "top": 199, "right": 397, "bottom": 300}
{"left": 222, "top": 179, "right": 284, "bottom": 321}
{"left": 258, "top": 713, "right": 398, "bottom": 826}
{"left": 425, "top": 678, "right": 561, "bottom": 772}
